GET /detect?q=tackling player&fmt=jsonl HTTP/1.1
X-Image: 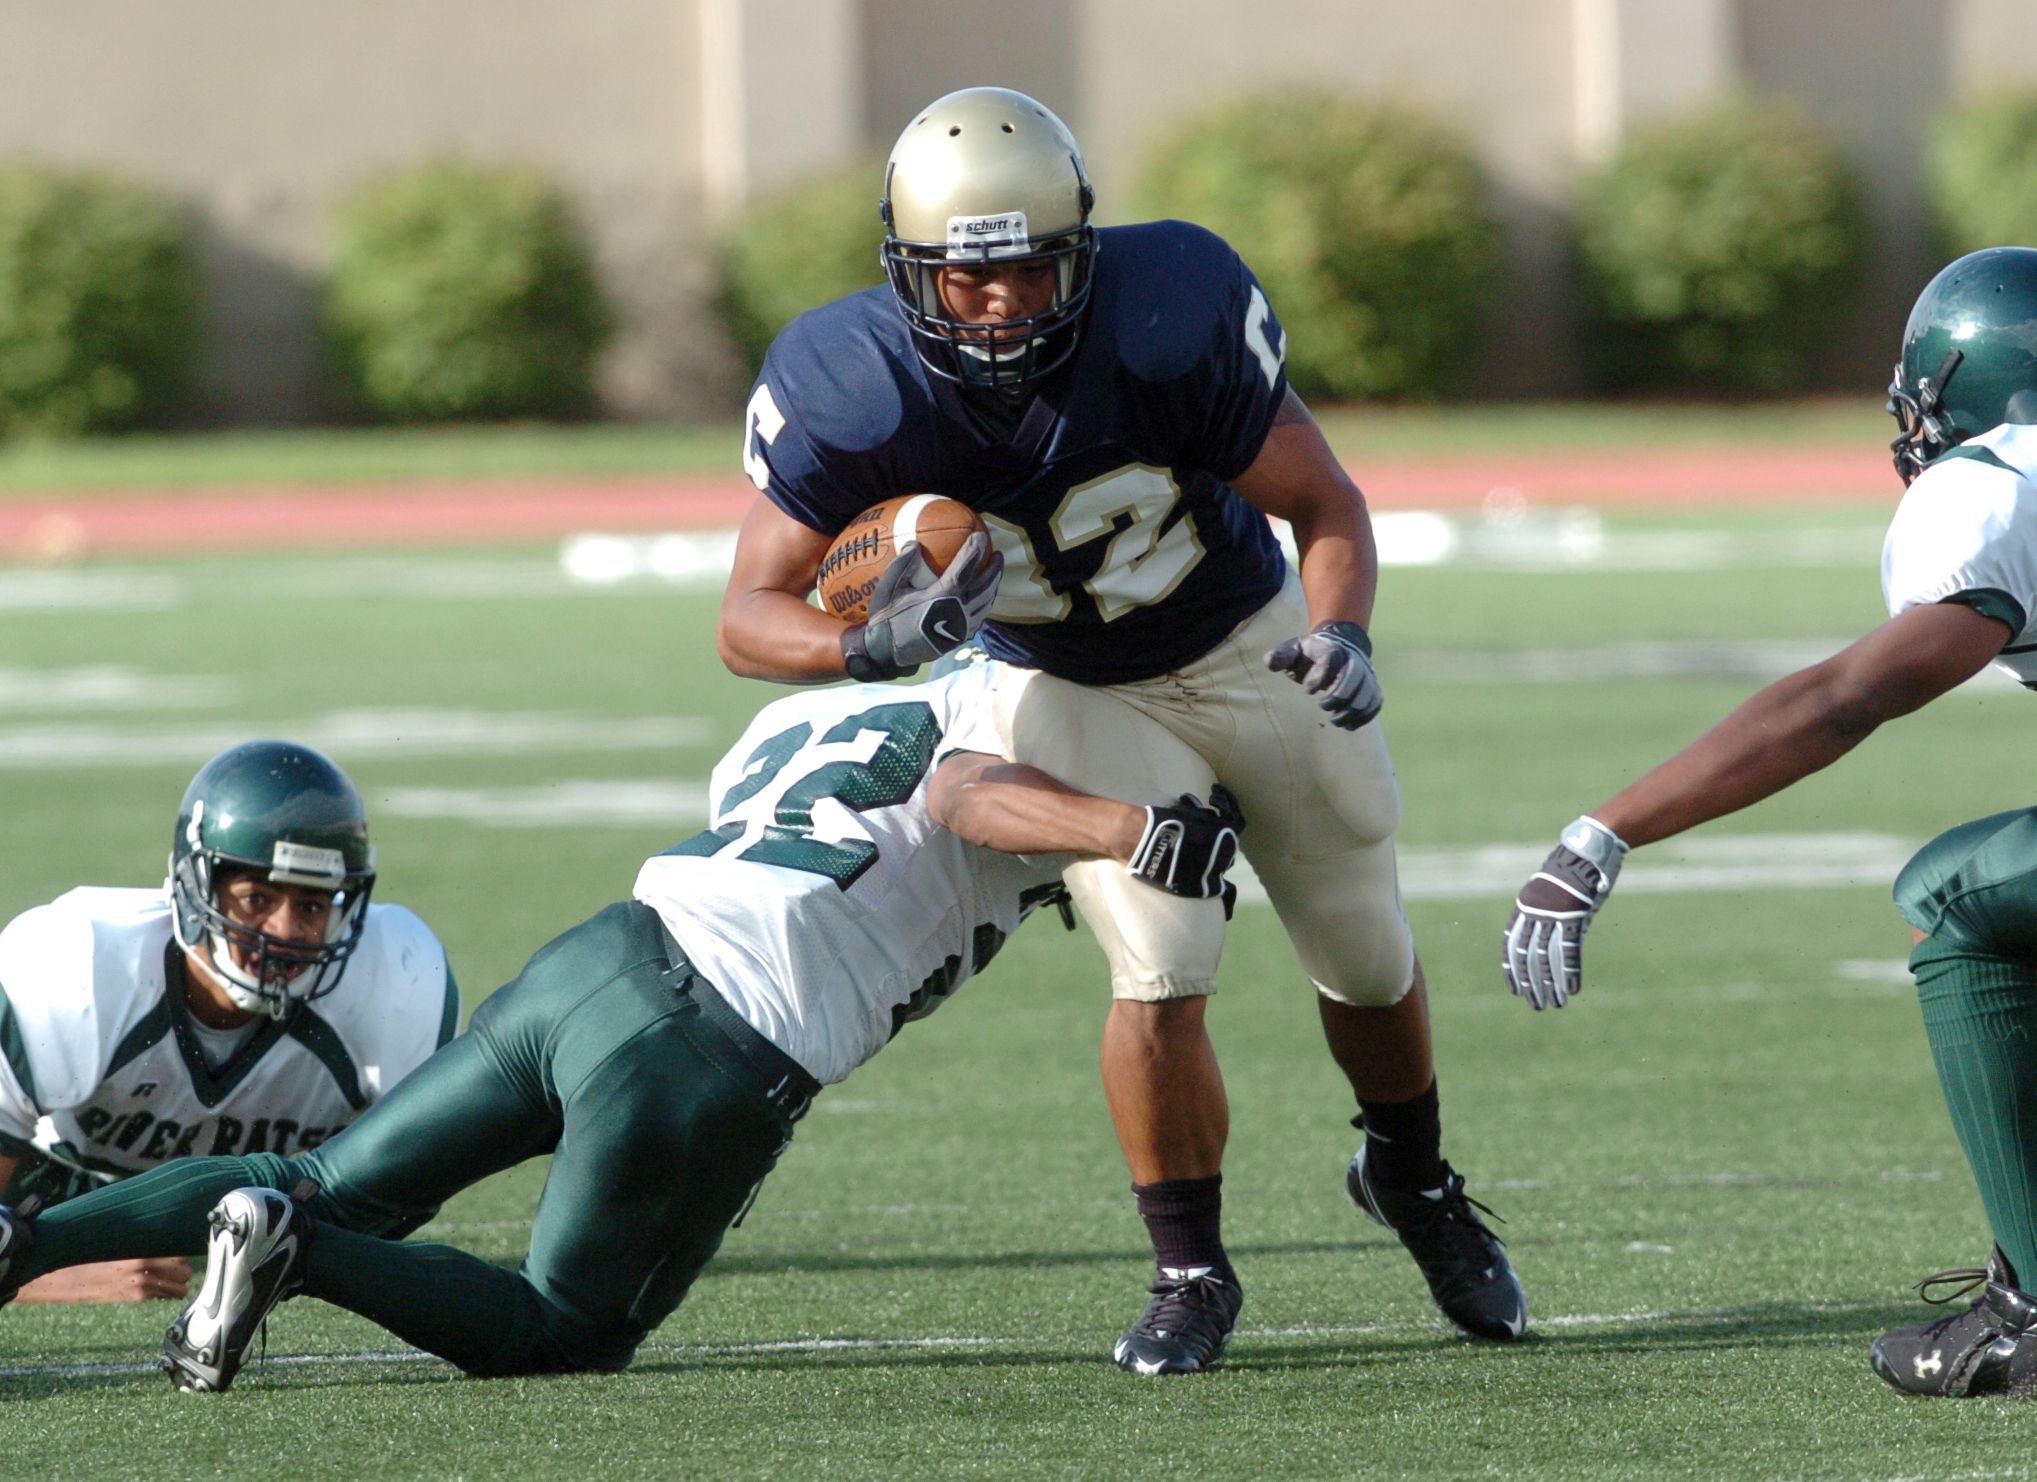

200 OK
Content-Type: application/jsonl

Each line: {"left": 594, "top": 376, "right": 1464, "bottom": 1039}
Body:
{"left": 0, "top": 663, "right": 1243, "bottom": 1387}
{"left": 718, "top": 87, "right": 1523, "bottom": 1370}
{"left": 0, "top": 740, "right": 456, "bottom": 1304}
{"left": 1502, "top": 246, "right": 2037, "bottom": 1398}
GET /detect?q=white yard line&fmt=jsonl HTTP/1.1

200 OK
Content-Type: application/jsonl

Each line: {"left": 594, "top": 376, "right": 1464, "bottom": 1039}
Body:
{"left": 0, "top": 711, "right": 711, "bottom": 768}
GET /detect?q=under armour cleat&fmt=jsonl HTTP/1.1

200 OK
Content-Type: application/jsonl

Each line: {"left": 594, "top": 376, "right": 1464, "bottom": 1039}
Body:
{"left": 162, "top": 1187, "right": 309, "bottom": 1393}
{"left": 1113, "top": 1265, "right": 1244, "bottom": 1375}
{"left": 1871, "top": 1246, "right": 2037, "bottom": 1398}
{"left": 1348, "top": 1141, "right": 1527, "bottom": 1341}
{"left": 0, "top": 1194, "right": 44, "bottom": 1306}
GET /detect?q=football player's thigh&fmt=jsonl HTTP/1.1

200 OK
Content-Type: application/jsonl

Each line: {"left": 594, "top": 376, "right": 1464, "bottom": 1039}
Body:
{"left": 307, "top": 900, "right": 653, "bottom": 1227}
{"left": 520, "top": 1013, "right": 788, "bottom": 1336}
{"left": 304, "top": 1033, "right": 558, "bottom": 1228}
{"left": 1897, "top": 806, "right": 2037, "bottom": 952}
{"left": 1168, "top": 584, "right": 1412, "bottom": 1003}
{"left": 993, "top": 665, "right": 1226, "bottom": 1000}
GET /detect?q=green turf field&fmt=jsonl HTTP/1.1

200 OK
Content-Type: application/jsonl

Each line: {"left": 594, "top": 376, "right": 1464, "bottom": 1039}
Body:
{"left": 4, "top": 501, "right": 2035, "bottom": 1478}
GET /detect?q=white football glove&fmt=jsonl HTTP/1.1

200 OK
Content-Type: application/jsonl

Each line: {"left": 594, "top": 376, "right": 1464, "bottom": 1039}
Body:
{"left": 1502, "top": 815, "right": 1629, "bottom": 1010}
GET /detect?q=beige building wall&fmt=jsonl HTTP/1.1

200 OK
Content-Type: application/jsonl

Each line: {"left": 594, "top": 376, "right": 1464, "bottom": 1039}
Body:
{"left": 0, "top": 1, "right": 715, "bottom": 421}
{"left": 1, "top": 1, "right": 2034, "bottom": 421}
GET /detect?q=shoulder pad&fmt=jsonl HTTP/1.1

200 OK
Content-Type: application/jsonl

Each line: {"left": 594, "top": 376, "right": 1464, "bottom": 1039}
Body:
{"left": 1093, "top": 221, "right": 1250, "bottom": 383}
{"left": 762, "top": 288, "right": 915, "bottom": 455}
{"left": 0, "top": 889, "right": 167, "bottom": 1112}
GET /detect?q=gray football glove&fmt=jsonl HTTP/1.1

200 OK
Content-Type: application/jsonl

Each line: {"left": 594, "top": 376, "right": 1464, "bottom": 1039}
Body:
{"left": 1128, "top": 785, "right": 1245, "bottom": 900}
{"left": 1266, "top": 620, "right": 1382, "bottom": 729}
{"left": 1502, "top": 815, "right": 1629, "bottom": 1010}
{"left": 845, "top": 531, "right": 1003, "bottom": 680}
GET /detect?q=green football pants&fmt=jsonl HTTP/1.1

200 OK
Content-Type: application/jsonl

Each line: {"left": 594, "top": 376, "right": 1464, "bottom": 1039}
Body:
{"left": 17, "top": 901, "right": 815, "bottom": 1375}
{"left": 1895, "top": 808, "right": 2037, "bottom": 1284}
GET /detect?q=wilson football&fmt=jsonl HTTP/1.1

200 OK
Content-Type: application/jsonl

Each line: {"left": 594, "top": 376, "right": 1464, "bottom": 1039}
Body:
{"left": 815, "top": 494, "right": 988, "bottom": 623}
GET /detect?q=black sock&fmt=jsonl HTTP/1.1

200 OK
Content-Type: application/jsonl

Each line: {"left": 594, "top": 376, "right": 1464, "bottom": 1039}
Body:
{"left": 1357, "top": 1079, "right": 1446, "bottom": 1191}
{"left": 1132, "top": 1176, "right": 1232, "bottom": 1281}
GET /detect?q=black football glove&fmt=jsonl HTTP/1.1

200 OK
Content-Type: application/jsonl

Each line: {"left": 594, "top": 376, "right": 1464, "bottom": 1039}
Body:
{"left": 844, "top": 531, "right": 1003, "bottom": 681}
{"left": 1127, "top": 785, "right": 1245, "bottom": 900}
{"left": 1266, "top": 620, "right": 1382, "bottom": 729}
{"left": 1502, "top": 815, "right": 1629, "bottom": 1010}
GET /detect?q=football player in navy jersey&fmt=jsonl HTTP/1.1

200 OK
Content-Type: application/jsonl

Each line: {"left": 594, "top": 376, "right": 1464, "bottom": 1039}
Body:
{"left": 720, "top": 87, "right": 1525, "bottom": 1371}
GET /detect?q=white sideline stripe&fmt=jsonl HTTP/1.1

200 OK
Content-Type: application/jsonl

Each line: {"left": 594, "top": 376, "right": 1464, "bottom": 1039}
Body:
{"left": 0, "top": 1300, "right": 1883, "bottom": 1382}
{"left": 0, "top": 711, "right": 711, "bottom": 769}
{"left": 0, "top": 570, "right": 181, "bottom": 612}
{"left": 1231, "top": 830, "right": 1921, "bottom": 906}
{"left": 1397, "top": 636, "right": 2024, "bottom": 690}
{"left": 378, "top": 780, "right": 712, "bottom": 828}
{"left": 0, "top": 666, "right": 232, "bottom": 713}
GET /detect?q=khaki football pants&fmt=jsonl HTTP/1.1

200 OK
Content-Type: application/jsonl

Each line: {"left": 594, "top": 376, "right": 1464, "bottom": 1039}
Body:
{"left": 992, "top": 573, "right": 1415, "bottom": 1007}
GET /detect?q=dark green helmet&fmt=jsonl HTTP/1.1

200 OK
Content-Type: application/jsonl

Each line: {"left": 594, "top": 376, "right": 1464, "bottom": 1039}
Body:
{"left": 168, "top": 740, "right": 376, "bottom": 1019}
{"left": 1888, "top": 246, "right": 2037, "bottom": 484}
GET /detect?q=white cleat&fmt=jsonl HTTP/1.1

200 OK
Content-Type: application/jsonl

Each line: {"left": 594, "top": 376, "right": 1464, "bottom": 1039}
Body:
{"left": 162, "top": 1187, "right": 308, "bottom": 1394}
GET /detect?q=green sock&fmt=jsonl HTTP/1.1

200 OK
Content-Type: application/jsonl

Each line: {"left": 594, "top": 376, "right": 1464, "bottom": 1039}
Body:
{"left": 301, "top": 1225, "right": 557, "bottom": 1376}
{"left": 19, "top": 1154, "right": 268, "bottom": 1280}
{"left": 1913, "top": 938, "right": 2037, "bottom": 1284}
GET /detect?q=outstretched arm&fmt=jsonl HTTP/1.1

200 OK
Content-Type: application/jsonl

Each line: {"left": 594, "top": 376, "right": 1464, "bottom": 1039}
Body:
{"left": 928, "top": 753, "right": 1145, "bottom": 861}
{"left": 929, "top": 753, "right": 1243, "bottom": 899}
{"left": 1593, "top": 600, "right": 2012, "bottom": 845}
{"left": 1504, "top": 600, "right": 2012, "bottom": 1009}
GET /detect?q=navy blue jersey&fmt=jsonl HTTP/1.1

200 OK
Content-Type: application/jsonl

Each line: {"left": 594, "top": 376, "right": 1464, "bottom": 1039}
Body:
{"left": 743, "top": 221, "right": 1290, "bottom": 685}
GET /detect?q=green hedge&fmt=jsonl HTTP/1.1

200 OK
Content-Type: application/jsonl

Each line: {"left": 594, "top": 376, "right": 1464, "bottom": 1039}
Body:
{"left": 1131, "top": 91, "right": 1500, "bottom": 400}
{"left": 714, "top": 162, "right": 886, "bottom": 380}
{"left": 0, "top": 164, "right": 199, "bottom": 438}
{"left": 1927, "top": 88, "right": 2037, "bottom": 257}
{"left": 1573, "top": 96, "right": 1868, "bottom": 394}
{"left": 324, "top": 159, "right": 613, "bottom": 423}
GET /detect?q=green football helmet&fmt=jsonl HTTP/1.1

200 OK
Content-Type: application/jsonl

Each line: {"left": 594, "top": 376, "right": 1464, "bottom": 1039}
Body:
{"left": 1888, "top": 246, "right": 2037, "bottom": 484}
{"left": 168, "top": 740, "right": 376, "bottom": 1019}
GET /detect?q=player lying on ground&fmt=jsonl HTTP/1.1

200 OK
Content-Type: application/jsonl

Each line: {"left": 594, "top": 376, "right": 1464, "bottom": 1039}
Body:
{"left": 0, "top": 740, "right": 454, "bottom": 1304}
{"left": 721, "top": 86, "right": 1522, "bottom": 1374}
{"left": 1502, "top": 246, "right": 2037, "bottom": 1398}
{"left": 0, "top": 663, "right": 1243, "bottom": 1388}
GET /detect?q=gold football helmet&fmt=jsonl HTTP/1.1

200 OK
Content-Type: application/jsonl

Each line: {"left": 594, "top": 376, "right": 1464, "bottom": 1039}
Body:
{"left": 881, "top": 87, "right": 1097, "bottom": 391}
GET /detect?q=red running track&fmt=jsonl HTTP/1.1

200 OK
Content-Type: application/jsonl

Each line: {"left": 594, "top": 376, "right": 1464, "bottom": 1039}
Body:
{"left": 0, "top": 446, "right": 1896, "bottom": 562}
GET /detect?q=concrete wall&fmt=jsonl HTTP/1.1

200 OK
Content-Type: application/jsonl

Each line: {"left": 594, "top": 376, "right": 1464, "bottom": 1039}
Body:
{"left": 0, "top": 1, "right": 713, "bottom": 421}
{"left": 2, "top": 0, "right": 2034, "bottom": 420}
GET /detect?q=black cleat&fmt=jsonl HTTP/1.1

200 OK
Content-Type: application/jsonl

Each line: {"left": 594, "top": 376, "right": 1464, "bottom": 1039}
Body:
{"left": 1348, "top": 1142, "right": 1527, "bottom": 1340}
{"left": 1871, "top": 1246, "right": 2037, "bottom": 1397}
{"left": 1113, "top": 1265, "right": 1244, "bottom": 1375}
{"left": 162, "top": 1187, "right": 310, "bottom": 1394}
{"left": 0, "top": 1194, "right": 45, "bottom": 1307}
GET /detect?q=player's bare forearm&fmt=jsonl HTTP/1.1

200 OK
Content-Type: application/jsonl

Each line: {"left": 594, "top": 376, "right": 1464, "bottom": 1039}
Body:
{"left": 717, "top": 496, "right": 848, "bottom": 682}
{"left": 929, "top": 754, "right": 1144, "bottom": 862}
{"left": 717, "top": 587, "right": 851, "bottom": 682}
{"left": 1592, "top": 603, "right": 2009, "bottom": 848}
{"left": 1590, "top": 669, "right": 1882, "bottom": 846}
{"left": 1230, "top": 391, "right": 1377, "bottom": 626}
{"left": 14, "top": 1257, "right": 193, "bottom": 1304}
{"left": 1289, "top": 498, "right": 1377, "bottom": 630}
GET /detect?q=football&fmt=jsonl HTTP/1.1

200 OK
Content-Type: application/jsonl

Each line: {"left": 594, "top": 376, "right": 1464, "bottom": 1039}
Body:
{"left": 814, "top": 494, "right": 988, "bottom": 623}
